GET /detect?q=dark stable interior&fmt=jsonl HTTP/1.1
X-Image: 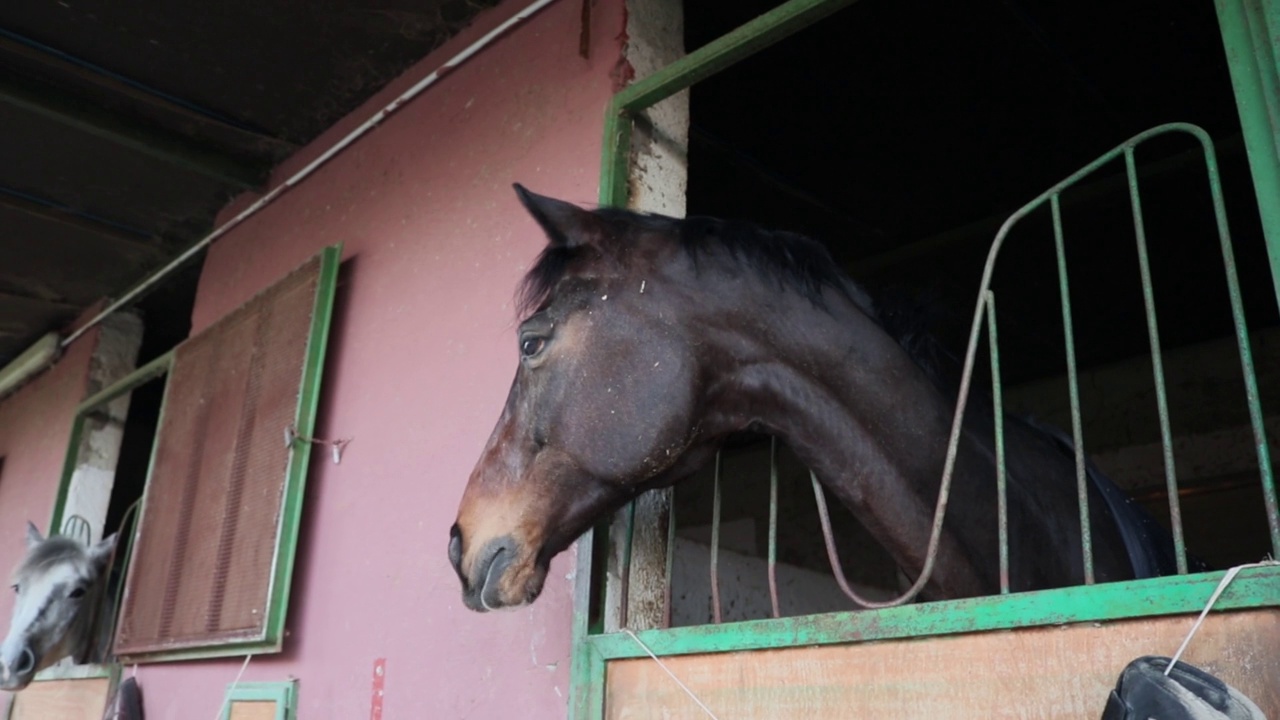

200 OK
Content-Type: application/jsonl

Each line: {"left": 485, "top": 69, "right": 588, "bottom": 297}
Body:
{"left": 668, "top": 0, "right": 1277, "bottom": 620}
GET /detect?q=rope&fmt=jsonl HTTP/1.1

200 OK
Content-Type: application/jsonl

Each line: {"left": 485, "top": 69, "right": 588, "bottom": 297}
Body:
{"left": 1165, "top": 559, "right": 1278, "bottom": 676}
{"left": 622, "top": 630, "right": 719, "bottom": 719}
{"left": 213, "top": 654, "right": 254, "bottom": 720}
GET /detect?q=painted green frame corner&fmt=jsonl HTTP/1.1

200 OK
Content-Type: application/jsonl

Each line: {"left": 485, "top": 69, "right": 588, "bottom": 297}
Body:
{"left": 571, "top": 0, "right": 1280, "bottom": 717}
{"left": 220, "top": 680, "right": 299, "bottom": 720}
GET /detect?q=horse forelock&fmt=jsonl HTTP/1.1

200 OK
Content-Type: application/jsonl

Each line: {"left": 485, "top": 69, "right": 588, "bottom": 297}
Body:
{"left": 13, "top": 538, "right": 92, "bottom": 585}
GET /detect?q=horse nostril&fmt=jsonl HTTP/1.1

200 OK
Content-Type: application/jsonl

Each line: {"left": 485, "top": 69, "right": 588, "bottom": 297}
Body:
{"left": 13, "top": 647, "right": 34, "bottom": 676}
{"left": 448, "top": 524, "right": 464, "bottom": 573}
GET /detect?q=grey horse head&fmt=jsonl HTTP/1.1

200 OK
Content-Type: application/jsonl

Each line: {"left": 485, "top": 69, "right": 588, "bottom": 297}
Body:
{"left": 0, "top": 522, "right": 115, "bottom": 691}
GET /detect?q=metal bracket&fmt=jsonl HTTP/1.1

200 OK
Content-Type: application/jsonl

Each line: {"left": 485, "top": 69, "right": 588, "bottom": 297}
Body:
{"left": 284, "top": 425, "right": 352, "bottom": 464}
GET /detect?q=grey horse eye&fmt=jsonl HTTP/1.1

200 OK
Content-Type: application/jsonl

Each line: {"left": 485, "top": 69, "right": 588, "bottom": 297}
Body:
{"left": 68, "top": 587, "right": 86, "bottom": 600}
{"left": 9, "top": 585, "right": 17, "bottom": 594}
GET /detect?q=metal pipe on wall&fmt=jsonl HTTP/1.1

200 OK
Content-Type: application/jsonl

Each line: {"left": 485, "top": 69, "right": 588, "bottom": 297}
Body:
{"left": 56, "top": 0, "right": 564, "bottom": 351}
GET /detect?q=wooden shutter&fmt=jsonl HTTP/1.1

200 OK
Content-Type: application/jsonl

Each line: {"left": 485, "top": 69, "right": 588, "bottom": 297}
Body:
{"left": 114, "top": 247, "right": 338, "bottom": 658}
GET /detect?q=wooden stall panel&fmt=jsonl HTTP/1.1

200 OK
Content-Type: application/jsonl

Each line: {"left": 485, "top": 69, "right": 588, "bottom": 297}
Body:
{"left": 228, "top": 700, "right": 278, "bottom": 720}
{"left": 9, "top": 677, "right": 111, "bottom": 720}
{"left": 606, "top": 609, "right": 1280, "bottom": 719}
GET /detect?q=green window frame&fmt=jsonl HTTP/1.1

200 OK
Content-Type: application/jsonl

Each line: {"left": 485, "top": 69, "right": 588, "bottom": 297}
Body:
{"left": 570, "top": 0, "right": 1280, "bottom": 717}
{"left": 45, "top": 244, "right": 340, "bottom": 665}
{"left": 220, "top": 681, "right": 299, "bottom": 720}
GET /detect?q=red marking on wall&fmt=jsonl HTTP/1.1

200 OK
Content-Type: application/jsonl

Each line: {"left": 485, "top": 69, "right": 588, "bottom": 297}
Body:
{"left": 370, "top": 658, "right": 386, "bottom": 720}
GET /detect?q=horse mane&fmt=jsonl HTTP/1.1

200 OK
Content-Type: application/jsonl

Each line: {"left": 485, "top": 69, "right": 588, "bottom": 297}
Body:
{"left": 13, "top": 537, "right": 90, "bottom": 582}
{"left": 517, "top": 206, "right": 949, "bottom": 383}
{"left": 518, "top": 207, "right": 874, "bottom": 314}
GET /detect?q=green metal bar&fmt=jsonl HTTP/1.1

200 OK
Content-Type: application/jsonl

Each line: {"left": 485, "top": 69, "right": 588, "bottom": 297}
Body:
{"left": 569, "top": 526, "right": 599, "bottom": 720}
{"left": 599, "top": 0, "right": 859, "bottom": 209}
{"left": 262, "top": 244, "right": 342, "bottom": 649}
{"left": 76, "top": 351, "right": 174, "bottom": 415}
{"left": 1125, "top": 148, "right": 1189, "bottom": 574}
{"left": 586, "top": 641, "right": 607, "bottom": 720}
{"left": 1215, "top": 0, "right": 1280, "bottom": 313}
{"left": 598, "top": 100, "right": 632, "bottom": 209}
{"left": 767, "top": 436, "right": 781, "bottom": 618}
{"left": 984, "top": 291, "right": 1009, "bottom": 594}
{"left": 48, "top": 414, "right": 87, "bottom": 537}
{"left": 1050, "top": 194, "right": 1094, "bottom": 585}
{"left": 613, "top": 0, "right": 859, "bottom": 114}
{"left": 710, "top": 452, "right": 723, "bottom": 624}
{"left": 586, "top": 565, "right": 1280, "bottom": 660}
{"left": 1198, "top": 138, "right": 1280, "bottom": 556}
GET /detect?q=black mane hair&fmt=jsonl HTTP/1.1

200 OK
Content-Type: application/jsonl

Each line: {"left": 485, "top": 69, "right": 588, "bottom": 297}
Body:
{"left": 516, "top": 205, "right": 955, "bottom": 385}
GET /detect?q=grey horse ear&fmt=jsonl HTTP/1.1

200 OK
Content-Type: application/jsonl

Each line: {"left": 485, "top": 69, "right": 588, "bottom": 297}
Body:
{"left": 88, "top": 533, "right": 118, "bottom": 570}
{"left": 25, "top": 522, "right": 43, "bottom": 549}
{"left": 513, "top": 184, "right": 604, "bottom": 249}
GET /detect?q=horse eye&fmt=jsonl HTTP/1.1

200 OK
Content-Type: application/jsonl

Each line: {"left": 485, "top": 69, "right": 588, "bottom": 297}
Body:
{"left": 9, "top": 585, "right": 17, "bottom": 594}
{"left": 521, "top": 337, "right": 546, "bottom": 358}
{"left": 68, "top": 587, "right": 86, "bottom": 599}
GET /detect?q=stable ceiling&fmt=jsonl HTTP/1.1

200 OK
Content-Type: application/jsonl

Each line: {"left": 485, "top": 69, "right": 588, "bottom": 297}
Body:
{"left": 0, "top": 0, "right": 500, "bottom": 366}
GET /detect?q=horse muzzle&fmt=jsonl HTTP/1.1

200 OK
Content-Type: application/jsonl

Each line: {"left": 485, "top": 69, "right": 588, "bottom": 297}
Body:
{"left": 0, "top": 645, "right": 38, "bottom": 691}
{"left": 449, "top": 525, "right": 543, "bottom": 612}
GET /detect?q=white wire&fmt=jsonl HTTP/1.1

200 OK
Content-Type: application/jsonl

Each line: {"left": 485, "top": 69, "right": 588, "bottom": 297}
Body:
{"left": 213, "top": 654, "right": 254, "bottom": 720}
{"left": 622, "top": 629, "right": 719, "bottom": 719}
{"left": 1165, "top": 559, "right": 1278, "bottom": 675}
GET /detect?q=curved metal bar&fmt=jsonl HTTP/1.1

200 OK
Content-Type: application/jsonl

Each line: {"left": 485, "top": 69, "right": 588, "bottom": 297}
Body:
{"left": 810, "top": 122, "right": 1267, "bottom": 609}
{"left": 60, "top": 514, "right": 92, "bottom": 546}
{"left": 986, "top": 291, "right": 1010, "bottom": 594}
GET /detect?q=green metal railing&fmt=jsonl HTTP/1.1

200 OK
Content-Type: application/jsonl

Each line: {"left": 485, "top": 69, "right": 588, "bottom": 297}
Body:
{"left": 945, "top": 123, "right": 1279, "bottom": 573}
{"left": 571, "top": 0, "right": 1280, "bottom": 715}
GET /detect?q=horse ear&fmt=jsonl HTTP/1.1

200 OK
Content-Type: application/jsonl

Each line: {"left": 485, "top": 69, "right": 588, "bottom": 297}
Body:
{"left": 88, "top": 533, "right": 117, "bottom": 570}
{"left": 513, "top": 184, "right": 603, "bottom": 248}
{"left": 25, "top": 522, "right": 43, "bottom": 549}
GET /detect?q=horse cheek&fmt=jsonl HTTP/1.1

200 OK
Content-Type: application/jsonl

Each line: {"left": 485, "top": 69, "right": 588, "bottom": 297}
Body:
{"left": 579, "top": 357, "right": 695, "bottom": 480}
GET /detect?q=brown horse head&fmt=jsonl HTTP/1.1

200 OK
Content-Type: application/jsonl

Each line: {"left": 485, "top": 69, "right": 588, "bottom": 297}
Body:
{"left": 449, "top": 186, "right": 740, "bottom": 611}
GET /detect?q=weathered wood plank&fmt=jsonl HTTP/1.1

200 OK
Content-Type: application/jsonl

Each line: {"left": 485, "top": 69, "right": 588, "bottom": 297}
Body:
{"left": 9, "top": 677, "right": 111, "bottom": 720}
{"left": 606, "top": 609, "right": 1280, "bottom": 719}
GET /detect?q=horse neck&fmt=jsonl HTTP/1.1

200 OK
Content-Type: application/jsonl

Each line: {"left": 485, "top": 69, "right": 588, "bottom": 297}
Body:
{"left": 700, "top": 281, "right": 990, "bottom": 597}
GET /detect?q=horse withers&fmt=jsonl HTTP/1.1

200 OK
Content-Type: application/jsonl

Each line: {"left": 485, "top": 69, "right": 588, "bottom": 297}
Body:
{"left": 1, "top": 523, "right": 115, "bottom": 690}
{"left": 449, "top": 185, "right": 1177, "bottom": 613}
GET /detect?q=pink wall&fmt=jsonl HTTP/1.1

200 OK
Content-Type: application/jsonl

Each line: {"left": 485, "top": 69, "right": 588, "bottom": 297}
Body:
{"left": 0, "top": 327, "right": 98, "bottom": 620}
{"left": 130, "top": 1, "right": 625, "bottom": 717}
